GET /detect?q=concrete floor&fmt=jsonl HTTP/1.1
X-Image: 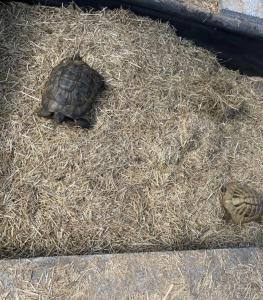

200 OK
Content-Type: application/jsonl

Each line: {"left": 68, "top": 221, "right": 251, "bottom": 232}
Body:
{"left": 0, "top": 247, "right": 262, "bottom": 299}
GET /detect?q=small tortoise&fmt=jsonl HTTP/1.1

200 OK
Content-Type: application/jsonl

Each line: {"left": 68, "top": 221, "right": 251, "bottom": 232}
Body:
{"left": 38, "top": 53, "right": 104, "bottom": 128}
{"left": 221, "top": 182, "right": 263, "bottom": 224}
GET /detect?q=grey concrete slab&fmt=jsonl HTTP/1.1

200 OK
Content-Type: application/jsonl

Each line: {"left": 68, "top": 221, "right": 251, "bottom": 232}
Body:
{"left": 220, "top": 0, "right": 263, "bottom": 21}
{"left": 0, "top": 247, "right": 262, "bottom": 299}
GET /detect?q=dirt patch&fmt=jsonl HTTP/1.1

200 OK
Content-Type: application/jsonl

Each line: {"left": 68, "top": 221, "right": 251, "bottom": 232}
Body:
{"left": 0, "top": 2, "right": 262, "bottom": 258}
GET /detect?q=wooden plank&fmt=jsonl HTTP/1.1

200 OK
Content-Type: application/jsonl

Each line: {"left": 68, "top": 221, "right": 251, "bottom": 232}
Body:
{"left": 0, "top": 248, "right": 262, "bottom": 299}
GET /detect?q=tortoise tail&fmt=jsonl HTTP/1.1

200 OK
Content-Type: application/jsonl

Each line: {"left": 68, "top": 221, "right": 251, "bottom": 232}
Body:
{"left": 73, "top": 52, "right": 82, "bottom": 61}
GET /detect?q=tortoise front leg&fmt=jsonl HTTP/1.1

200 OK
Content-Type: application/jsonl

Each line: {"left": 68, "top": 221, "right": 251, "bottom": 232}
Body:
{"left": 222, "top": 207, "right": 232, "bottom": 223}
{"left": 37, "top": 102, "right": 52, "bottom": 118}
{"left": 53, "top": 112, "right": 65, "bottom": 123}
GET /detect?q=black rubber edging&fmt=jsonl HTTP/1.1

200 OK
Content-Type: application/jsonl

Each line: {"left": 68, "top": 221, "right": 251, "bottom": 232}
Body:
{"left": 12, "top": 0, "right": 263, "bottom": 77}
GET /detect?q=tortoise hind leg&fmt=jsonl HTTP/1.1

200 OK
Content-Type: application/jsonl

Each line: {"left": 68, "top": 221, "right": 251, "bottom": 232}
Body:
{"left": 75, "top": 118, "right": 92, "bottom": 129}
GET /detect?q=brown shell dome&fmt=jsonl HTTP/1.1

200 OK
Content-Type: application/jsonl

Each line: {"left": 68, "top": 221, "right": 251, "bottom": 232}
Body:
{"left": 38, "top": 54, "right": 104, "bottom": 128}
{"left": 221, "top": 182, "right": 263, "bottom": 224}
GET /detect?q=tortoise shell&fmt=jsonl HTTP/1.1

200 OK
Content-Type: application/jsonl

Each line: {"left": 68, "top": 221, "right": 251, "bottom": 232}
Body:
{"left": 221, "top": 182, "right": 263, "bottom": 224}
{"left": 39, "top": 54, "right": 104, "bottom": 128}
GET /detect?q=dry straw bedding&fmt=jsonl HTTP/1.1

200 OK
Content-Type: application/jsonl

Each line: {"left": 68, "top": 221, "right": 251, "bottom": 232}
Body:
{"left": 179, "top": 0, "right": 218, "bottom": 12}
{"left": 0, "top": 2, "right": 262, "bottom": 258}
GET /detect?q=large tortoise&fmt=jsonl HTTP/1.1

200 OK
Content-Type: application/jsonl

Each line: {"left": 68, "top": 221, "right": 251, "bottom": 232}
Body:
{"left": 38, "top": 53, "right": 105, "bottom": 128}
{"left": 221, "top": 182, "right": 263, "bottom": 224}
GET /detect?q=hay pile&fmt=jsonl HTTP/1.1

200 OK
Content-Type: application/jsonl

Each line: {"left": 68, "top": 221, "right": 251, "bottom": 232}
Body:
{"left": 0, "top": 2, "right": 262, "bottom": 258}
{"left": 180, "top": 0, "right": 218, "bottom": 12}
